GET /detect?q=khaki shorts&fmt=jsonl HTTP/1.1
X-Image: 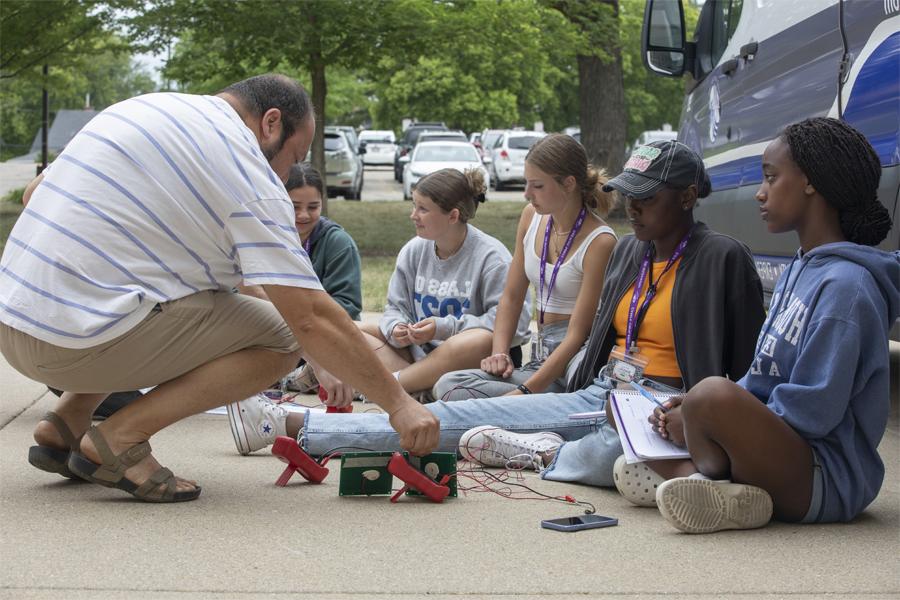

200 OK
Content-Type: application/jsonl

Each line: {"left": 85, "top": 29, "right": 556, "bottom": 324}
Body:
{"left": 0, "top": 291, "right": 300, "bottom": 393}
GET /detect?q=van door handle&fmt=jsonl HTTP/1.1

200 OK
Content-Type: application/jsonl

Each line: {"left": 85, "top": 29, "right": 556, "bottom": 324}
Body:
{"left": 721, "top": 58, "right": 739, "bottom": 76}
{"left": 739, "top": 42, "right": 758, "bottom": 60}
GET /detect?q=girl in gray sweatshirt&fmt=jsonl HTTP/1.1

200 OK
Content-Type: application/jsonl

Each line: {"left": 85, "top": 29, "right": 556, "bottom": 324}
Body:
{"left": 366, "top": 168, "right": 532, "bottom": 398}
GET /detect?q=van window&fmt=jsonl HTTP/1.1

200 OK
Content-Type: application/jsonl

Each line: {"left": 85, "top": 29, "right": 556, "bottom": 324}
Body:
{"left": 508, "top": 135, "right": 542, "bottom": 150}
{"left": 324, "top": 135, "right": 346, "bottom": 152}
{"left": 695, "top": 0, "right": 744, "bottom": 78}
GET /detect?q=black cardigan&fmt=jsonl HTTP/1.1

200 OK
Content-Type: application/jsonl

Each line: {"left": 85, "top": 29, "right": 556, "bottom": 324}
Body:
{"left": 568, "top": 222, "right": 766, "bottom": 392}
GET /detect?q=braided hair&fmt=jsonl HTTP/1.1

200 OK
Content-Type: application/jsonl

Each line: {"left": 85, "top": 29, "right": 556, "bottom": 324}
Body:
{"left": 780, "top": 117, "right": 891, "bottom": 246}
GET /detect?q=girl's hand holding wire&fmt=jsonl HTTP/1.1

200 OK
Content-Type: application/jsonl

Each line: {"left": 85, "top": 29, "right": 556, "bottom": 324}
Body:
{"left": 391, "top": 323, "right": 414, "bottom": 347}
{"left": 407, "top": 318, "right": 437, "bottom": 344}
{"left": 481, "top": 352, "right": 514, "bottom": 378}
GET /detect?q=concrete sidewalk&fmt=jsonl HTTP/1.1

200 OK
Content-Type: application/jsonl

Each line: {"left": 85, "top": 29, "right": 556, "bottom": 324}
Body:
{"left": 1, "top": 354, "right": 898, "bottom": 599}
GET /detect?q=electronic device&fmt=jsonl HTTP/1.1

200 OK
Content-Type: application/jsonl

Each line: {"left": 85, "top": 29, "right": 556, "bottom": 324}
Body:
{"left": 271, "top": 436, "right": 330, "bottom": 486}
{"left": 540, "top": 514, "right": 618, "bottom": 532}
{"left": 338, "top": 451, "right": 456, "bottom": 503}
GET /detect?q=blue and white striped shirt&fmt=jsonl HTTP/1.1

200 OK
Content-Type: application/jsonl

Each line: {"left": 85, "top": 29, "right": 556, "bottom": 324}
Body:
{"left": 0, "top": 92, "right": 321, "bottom": 348}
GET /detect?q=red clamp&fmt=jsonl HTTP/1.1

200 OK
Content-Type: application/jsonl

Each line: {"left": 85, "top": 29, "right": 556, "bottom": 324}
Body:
{"left": 320, "top": 386, "right": 353, "bottom": 413}
{"left": 271, "top": 436, "right": 329, "bottom": 486}
{"left": 387, "top": 452, "right": 450, "bottom": 503}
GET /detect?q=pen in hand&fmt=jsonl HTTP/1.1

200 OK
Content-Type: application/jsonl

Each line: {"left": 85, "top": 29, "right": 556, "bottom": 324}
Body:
{"left": 629, "top": 381, "right": 668, "bottom": 413}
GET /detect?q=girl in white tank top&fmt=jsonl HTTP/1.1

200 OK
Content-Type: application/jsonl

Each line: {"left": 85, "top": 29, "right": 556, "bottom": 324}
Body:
{"left": 434, "top": 134, "right": 618, "bottom": 401}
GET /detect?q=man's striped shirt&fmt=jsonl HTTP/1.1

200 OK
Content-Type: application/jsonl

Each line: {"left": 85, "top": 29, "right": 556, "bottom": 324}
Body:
{"left": 0, "top": 92, "right": 321, "bottom": 348}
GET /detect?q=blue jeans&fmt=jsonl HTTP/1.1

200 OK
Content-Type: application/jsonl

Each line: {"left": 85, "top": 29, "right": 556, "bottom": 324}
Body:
{"left": 301, "top": 377, "right": 624, "bottom": 487}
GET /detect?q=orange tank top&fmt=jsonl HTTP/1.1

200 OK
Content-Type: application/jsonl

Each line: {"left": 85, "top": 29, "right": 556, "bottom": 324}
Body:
{"left": 613, "top": 257, "right": 682, "bottom": 379}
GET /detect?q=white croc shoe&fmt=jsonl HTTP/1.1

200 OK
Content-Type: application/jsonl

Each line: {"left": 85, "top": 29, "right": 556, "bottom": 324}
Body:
{"left": 656, "top": 477, "right": 774, "bottom": 534}
{"left": 458, "top": 425, "right": 563, "bottom": 471}
{"left": 227, "top": 393, "right": 288, "bottom": 455}
{"left": 613, "top": 455, "right": 665, "bottom": 507}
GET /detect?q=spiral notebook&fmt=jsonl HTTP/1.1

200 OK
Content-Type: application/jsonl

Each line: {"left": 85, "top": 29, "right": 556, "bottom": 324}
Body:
{"left": 609, "top": 389, "right": 690, "bottom": 464}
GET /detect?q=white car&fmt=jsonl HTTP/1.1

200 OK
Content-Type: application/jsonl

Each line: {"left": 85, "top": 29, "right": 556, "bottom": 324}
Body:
{"left": 489, "top": 130, "right": 546, "bottom": 190}
{"left": 401, "top": 141, "right": 490, "bottom": 200}
{"left": 358, "top": 130, "right": 396, "bottom": 166}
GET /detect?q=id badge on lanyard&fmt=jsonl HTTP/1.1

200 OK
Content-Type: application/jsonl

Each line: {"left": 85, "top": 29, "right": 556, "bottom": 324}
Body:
{"left": 605, "top": 229, "right": 692, "bottom": 383}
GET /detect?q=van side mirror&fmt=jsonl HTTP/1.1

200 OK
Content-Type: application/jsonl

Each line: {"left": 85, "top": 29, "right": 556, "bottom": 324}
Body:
{"left": 642, "top": 0, "right": 687, "bottom": 77}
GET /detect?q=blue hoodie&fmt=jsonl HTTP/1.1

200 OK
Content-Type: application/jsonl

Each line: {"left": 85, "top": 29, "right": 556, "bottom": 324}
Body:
{"left": 738, "top": 243, "right": 900, "bottom": 522}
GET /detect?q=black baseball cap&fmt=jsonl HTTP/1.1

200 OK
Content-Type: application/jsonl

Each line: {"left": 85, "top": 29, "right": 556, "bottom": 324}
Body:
{"left": 603, "top": 140, "right": 711, "bottom": 200}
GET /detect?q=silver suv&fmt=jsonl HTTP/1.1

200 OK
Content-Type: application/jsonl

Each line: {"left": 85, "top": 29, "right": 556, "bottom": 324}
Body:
{"left": 322, "top": 128, "right": 364, "bottom": 200}
{"left": 489, "top": 130, "right": 546, "bottom": 190}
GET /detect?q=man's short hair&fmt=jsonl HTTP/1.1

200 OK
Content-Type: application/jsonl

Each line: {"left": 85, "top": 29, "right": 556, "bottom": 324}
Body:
{"left": 221, "top": 74, "right": 312, "bottom": 143}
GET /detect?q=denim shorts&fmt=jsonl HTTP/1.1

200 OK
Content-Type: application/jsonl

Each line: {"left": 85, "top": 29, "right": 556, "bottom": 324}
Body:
{"left": 800, "top": 447, "right": 825, "bottom": 524}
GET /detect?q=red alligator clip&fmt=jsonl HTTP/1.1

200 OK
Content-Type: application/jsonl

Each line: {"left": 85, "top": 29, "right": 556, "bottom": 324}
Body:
{"left": 387, "top": 452, "right": 450, "bottom": 503}
{"left": 271, "top": 436, "right": 329, "bottom": 486}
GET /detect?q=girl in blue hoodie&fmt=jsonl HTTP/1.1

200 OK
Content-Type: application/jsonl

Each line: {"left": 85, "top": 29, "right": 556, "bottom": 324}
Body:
{"left": 644, "top": 118, "right": 899, "bottom": 534}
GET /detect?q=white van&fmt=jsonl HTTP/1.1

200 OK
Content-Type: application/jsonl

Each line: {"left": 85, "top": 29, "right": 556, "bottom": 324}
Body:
{"left": 641, "top": 0, "right": 899, "bottom": 310}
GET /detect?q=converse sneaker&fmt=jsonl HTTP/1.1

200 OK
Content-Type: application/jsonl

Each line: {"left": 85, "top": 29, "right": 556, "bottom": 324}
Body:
{"left": 458, "top": 425, "right": 563, "bottom": 471}
{"left": 613, "top": 455, "right": 665, "bottom": 507}
{"left": 656, "top": 477, "right": 774, "bottom": 534}
{"left": 227, "top": 393, "right": 289, "bottom": 455}
{"left": 284, "top": 363, "right": 318, "bottom": 393}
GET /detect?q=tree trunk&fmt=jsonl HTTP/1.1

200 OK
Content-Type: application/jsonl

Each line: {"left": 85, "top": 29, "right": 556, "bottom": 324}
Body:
{"left": 578, "top": 52, "right": 626, "bottom": 177}
{"left": 578, "top": 0, "right": 627, "bottom": 178}
{"left": 309, "top": 56, "right": 327, "bottom": 214}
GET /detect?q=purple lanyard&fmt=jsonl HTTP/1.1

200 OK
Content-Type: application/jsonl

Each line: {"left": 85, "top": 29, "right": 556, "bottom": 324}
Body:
{"left": 624, "top": 227, "right": 693, "bottom": 352}
{"left": 539, "top": 207, "right": 587, "bottom": 326}
{"left": 303, "top": 236, "right": 312, "bottom": 255}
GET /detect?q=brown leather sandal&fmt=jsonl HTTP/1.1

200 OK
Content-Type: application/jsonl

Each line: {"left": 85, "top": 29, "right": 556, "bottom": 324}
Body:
{"left": 28, "top": 412, "right": 82, "bottom": 480}
{"left": 67, "top": 427, "right": 201, "bottom": 503}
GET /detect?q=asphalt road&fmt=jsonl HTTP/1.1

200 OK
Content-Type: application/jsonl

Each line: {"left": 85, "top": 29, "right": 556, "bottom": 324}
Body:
{"left": 357, "top": 165, "right": 528, "bottom": 203}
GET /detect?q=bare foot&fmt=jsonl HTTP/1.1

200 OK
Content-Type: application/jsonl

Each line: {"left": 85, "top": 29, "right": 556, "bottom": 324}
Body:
{"left": 79, "top": 427, "right": 199, "bottom": 494}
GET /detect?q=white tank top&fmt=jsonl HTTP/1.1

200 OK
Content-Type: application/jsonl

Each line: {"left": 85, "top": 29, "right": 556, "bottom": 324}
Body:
{"left": 522, "top": 212, "right": 617, "bottom": 315}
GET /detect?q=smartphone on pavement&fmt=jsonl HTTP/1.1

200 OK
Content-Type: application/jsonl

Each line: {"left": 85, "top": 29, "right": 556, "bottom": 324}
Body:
{"left": 540, "top": 514, "right": 618, "bottom": 532}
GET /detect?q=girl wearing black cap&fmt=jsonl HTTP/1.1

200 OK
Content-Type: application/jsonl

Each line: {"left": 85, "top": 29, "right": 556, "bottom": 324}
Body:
{"left": 648, "top": 118, "right": 899, "bottom": 534}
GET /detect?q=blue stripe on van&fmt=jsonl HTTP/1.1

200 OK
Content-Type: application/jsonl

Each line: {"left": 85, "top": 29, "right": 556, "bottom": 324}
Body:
{"left": 843, "top": 32, "right": 900, "bottom": 167}
{"left": 707, "top": 155, "right": 763, "bottom": 192}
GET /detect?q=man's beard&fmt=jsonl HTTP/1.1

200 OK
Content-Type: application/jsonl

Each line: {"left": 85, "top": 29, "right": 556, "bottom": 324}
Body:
{"left": 262, "top": 129, "right": 288, "bottom": 162}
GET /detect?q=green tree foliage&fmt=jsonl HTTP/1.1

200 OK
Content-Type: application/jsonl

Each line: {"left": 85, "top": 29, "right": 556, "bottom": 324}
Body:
{"left": 0, "top": 0, "right": 117, "bottom": 80}
{"left": 0, "top": 34, "right": 156, "bottom": 160}
{"left": 368, "top": 0, "right": 579, "bottom": 135}
{"left": 620, "top": 0, "right": 700, "bottom": 144}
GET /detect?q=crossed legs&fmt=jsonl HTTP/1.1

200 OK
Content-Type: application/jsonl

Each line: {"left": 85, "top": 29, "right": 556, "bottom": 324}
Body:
{"left": 356, "top": 321, "right": 493, "bottom": 394}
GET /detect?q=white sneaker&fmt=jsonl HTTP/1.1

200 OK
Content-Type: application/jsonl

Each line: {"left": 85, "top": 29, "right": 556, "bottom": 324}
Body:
{"left": 458, "top": 425, "right": 563, "bottom": 471}
{"left": 226, "top": 393, "right": 289, "bottom": 455}
{"left": 656, "top": 477, "right": 774, "bottom": 534}
{"left": 613, "top": 455, "right": 665, "bottom": 507}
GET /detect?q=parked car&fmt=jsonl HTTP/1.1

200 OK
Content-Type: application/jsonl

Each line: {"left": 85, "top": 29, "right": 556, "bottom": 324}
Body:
{"left": 479, "top": 129, "right": 506, "bottom": 157}
{"left": 417, "top": 130, "right": 468, "bottom": 144}
{"left": 358, "top": 129, "right": 396, "bottom": 166}
{"left": 320, "top": 128, "right": 364, "bottom": 200}
{"left": 401, "top": 141, "right": 490, "bottom": 200}
{"left": 394, "top": 122, "right": 449, "bottom": 181}
{"left": 489, "top": 130, "right": 546, "bottom": 190}
{"left": 332, "top": 125, "right": 360, "bottom": 154}
{"left": 633, "top": 128, "right": 677, "bottom": 148}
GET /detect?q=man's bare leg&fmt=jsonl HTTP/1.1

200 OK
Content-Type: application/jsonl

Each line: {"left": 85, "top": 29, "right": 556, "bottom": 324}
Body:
{"left": 78, "top": 347, "right": 302, "bottom": 494}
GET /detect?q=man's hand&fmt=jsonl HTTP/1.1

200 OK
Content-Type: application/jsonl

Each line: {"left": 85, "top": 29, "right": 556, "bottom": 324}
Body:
{"left": 481, "top": 353, "right": 514, "bottom": 378}
{"left": 388, "top": 401, "right": 440, "bottom": 456}
{"left": 391, "top": 323, "right": 414, "bottom": 347}
{"left": 315, "top": 366, "right": 355, "bottom": 409}
{"left": 407, "top": 318, "right": 436, "bottom": 345}
{"left": 649, "top": 396, "right": 686, "bottom": 447}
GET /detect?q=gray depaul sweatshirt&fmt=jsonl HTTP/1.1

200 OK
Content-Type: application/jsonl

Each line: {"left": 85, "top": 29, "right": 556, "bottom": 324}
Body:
{"left": 380, "top": 224, "right": 532, "bottom": 361}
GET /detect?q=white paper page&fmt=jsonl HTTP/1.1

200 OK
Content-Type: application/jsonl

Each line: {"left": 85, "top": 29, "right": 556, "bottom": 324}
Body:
{"left": 610, "top": 390, "right": 690, "bottom": 461}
